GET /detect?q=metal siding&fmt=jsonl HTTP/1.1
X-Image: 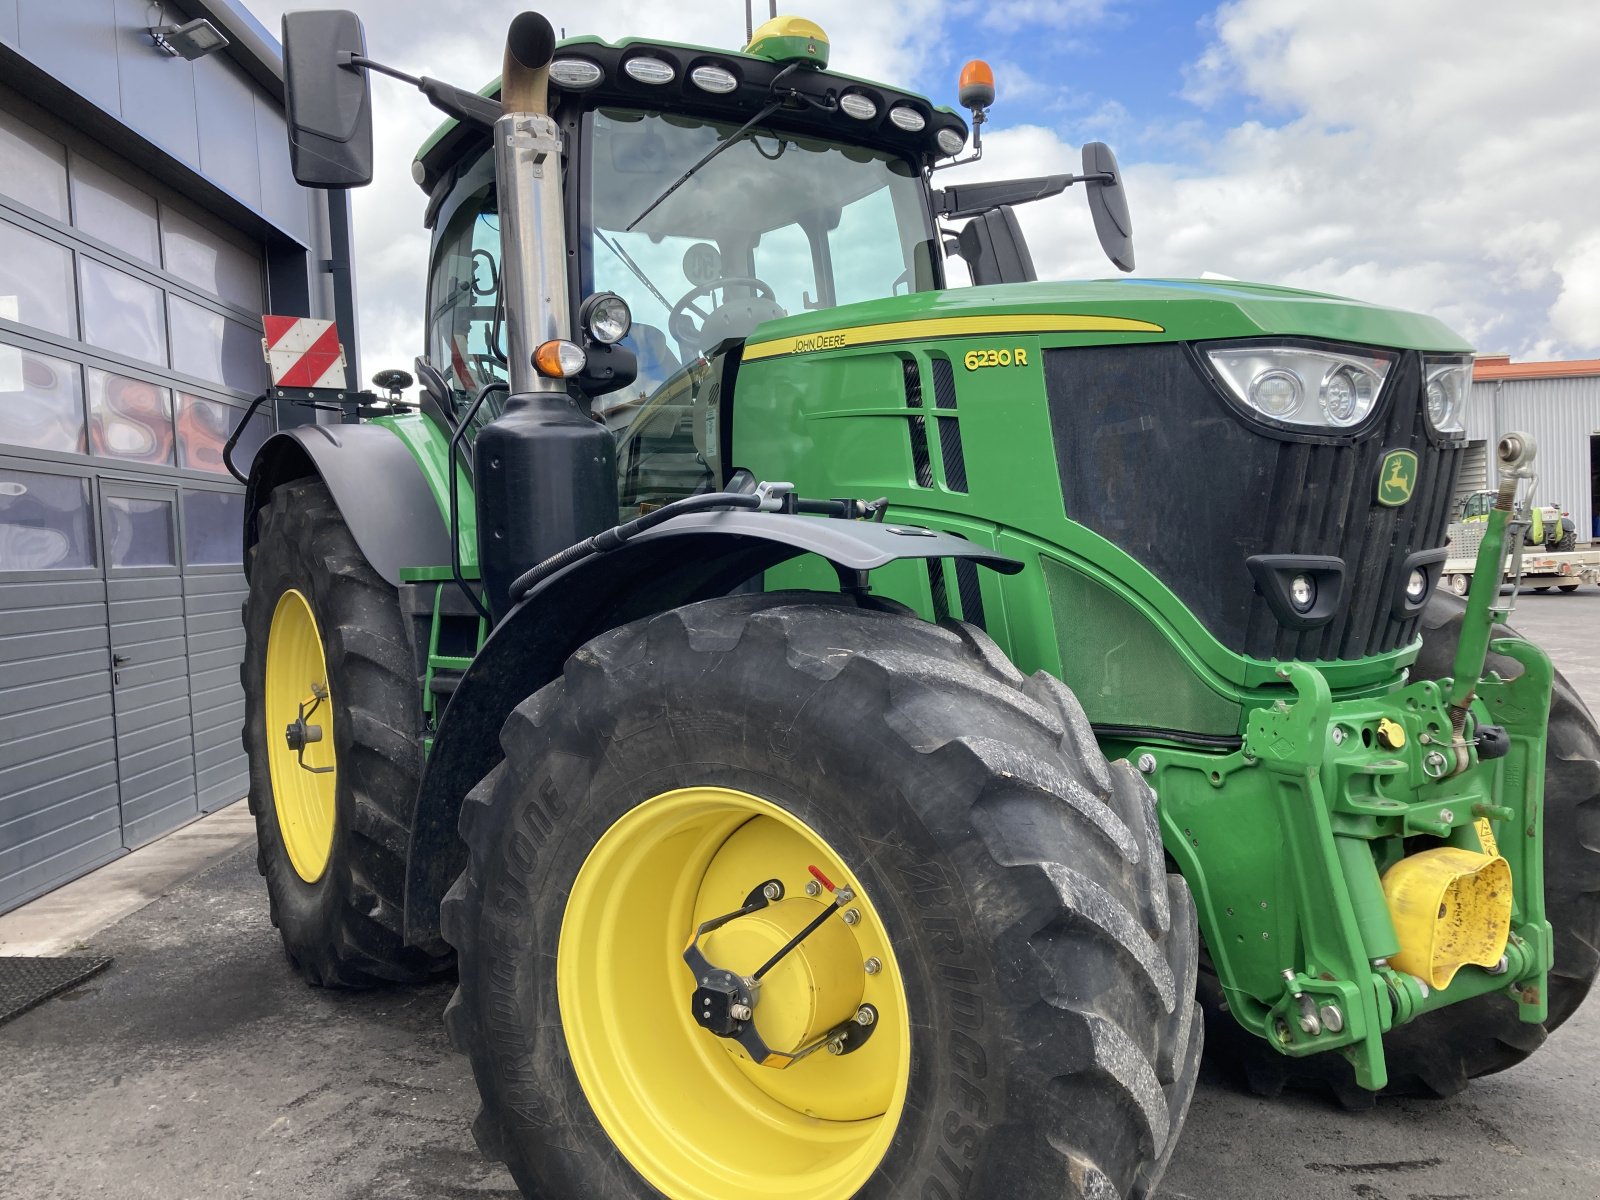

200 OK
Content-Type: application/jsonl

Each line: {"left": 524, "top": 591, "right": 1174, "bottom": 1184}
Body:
{"left": 15, "top": 0, "right": 122, "bottom": 115}
{"left": 1470, "top": 375, "right": 1600, "bottom": 543}
{"left": 110, "top": 0, "right": 201, "bottom": 170}
{"left": 107, "top": 572, "right": 198, "bottom": 847}
{"left": 183, "top": 570, "right": 248, "bottom": 810}
{"left": 252, "top": 92, "right": 310, "bottom": 246}
{"left": 0, "top": 574, "right": 122, "bottom": 912}
{"left": 193, "top": 51, "right": 263, "bottom": 213}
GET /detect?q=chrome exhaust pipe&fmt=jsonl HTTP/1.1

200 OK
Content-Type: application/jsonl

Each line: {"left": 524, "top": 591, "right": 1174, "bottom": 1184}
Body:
{"left": 475, "top": 11, "right": 618, "bottom": 621}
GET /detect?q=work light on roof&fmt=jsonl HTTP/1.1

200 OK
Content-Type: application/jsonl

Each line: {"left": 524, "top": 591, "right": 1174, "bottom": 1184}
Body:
{"left": 936, "top": 127, "right": 967, "bottom": 156}
{"left": 887, "top": 105, "right": 926, "bottom": 133}
{"left": 839, "top": 92, "right": 878, "bottom": 121}
{"left": 550, "top": 58, "right": 604, "bottom": 88}
{"left": 691, "top": 65, "right": 739, "bottom": 94}
{"left": 624, "top": 56, "right": 676, "bottom": 85}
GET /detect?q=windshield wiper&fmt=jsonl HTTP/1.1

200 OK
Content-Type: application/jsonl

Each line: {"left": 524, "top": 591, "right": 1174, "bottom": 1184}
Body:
{"left": 626, "top": 64, "right": 828, "bottom": 232}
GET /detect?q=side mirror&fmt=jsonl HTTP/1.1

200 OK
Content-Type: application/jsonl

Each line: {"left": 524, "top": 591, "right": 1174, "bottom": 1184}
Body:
{"left": 1082, "top": 141, "right": 1134, "bottom": 272}
{"left": 283, "top": 10, "right": 374, "bottom": 189}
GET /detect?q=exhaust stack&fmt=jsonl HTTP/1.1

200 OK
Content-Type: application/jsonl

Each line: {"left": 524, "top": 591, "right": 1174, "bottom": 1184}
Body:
{"left": 474, "top": 11, "right": 617, "bottom": 621}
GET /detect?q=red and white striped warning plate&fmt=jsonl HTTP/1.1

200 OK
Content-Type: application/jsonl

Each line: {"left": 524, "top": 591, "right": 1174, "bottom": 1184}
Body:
{"left": 262, "top": 315, "right": 348, "bottom": 389}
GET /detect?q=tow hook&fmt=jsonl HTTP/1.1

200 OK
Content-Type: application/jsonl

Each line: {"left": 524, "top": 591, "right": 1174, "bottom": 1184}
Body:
{"left": 284, "top": 683, "right": 334, "bottom": 774}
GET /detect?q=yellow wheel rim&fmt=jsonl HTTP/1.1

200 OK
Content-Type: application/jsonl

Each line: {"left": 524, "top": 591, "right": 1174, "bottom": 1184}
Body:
{"left": 264, "top": 589, "right": 338, "bottom": 883}
{"left": 558, "top": 786, "right": 911, "bottom": 1200}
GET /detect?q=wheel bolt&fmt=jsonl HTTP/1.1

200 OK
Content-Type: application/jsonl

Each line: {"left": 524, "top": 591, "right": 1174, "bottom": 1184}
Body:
{"left": 730, "top": 1003, "right": 752, "bottom": 1022}
{"left": 842, "top": 909, "right": 861, "bottom": 926}
{"left": 854, "top": 1006, "right": 875, "bottom": 1027}
{"left": 762, "top": 882, "right": 781, "bottom": 902}
{"left": 805, "top": 881, "right": 821, "bottom": 897}
{"left": 825, "top": 1037, "right": 846, "bottom": 1055}
{"left": 864, "top": 957, "right": 882, "bottom": 975}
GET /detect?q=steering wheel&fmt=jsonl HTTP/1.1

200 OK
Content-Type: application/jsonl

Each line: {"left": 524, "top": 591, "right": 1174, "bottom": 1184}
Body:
{"left": 668, "top": 277, "right": 779, "bottom": 352}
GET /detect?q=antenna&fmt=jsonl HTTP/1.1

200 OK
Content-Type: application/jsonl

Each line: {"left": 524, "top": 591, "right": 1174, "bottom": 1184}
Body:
{"left": 745, "top": 0, "right": 753, "bottom": 42}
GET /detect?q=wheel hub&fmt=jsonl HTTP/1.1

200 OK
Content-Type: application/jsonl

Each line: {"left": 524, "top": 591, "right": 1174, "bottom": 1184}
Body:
{"left": 684, "top": 874, "right": 876, "bottom": 1066}
{"left": 557, "top": 786, "right": 910, "bottom": 1199}
{"left": 263, "top": 589, "right": 338, "bottom": 883}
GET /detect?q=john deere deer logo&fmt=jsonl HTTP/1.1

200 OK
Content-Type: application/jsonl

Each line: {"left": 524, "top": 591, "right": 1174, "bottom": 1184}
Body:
{"left": 1377, "top": 449, "right": 1418, "bottom": 507}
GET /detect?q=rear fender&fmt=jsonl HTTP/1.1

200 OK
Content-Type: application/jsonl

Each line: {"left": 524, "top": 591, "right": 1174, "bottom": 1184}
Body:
{"left": 401, "top": 512, "right": 1021, "bottom": 947}
{"left": 244, "top": 424, "right": 452, "bottom": 586}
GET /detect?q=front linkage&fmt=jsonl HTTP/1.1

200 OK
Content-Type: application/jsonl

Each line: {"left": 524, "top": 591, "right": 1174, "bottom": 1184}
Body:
{"left": 1144, "top": 432, "right": 1553, "bottom": 1091}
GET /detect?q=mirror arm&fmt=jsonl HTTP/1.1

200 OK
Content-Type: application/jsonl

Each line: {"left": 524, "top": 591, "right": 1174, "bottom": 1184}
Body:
{"left": 934, "top": 170, "right": 1115, "bottom": 220}
{"left": 338, "top": 52, "right": 502, "bottom": 129}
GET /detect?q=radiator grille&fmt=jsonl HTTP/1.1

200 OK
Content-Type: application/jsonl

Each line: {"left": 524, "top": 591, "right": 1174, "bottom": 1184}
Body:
{"left": 1044, "top": 344, "right": 1463, "bottom": 661}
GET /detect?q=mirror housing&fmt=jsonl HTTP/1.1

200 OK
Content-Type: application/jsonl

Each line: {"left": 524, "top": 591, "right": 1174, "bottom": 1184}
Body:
{"left": 1083, "top": 141, "right": 1134, "bottom": 272}
{"left": 956, "top": 206, "right": 1037, "bottom": 286}
{"left": 283, "top": 10, "right": 374, "bottom": 189}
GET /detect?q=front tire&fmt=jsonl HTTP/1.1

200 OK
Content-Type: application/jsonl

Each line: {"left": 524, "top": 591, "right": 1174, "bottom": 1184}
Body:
{"left": 443, "top": 593, "right": 1201, "bottom": 1199}
{"left": 242, "top": 479, "right": 451, "bottom": 987}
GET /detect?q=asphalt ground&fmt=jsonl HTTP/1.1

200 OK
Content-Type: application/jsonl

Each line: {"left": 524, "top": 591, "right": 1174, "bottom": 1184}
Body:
{"left": 2, "top": 587, "right": 1597, "bottom": 1200}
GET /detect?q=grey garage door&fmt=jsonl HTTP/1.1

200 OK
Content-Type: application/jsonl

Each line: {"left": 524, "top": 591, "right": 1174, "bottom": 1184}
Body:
{"left": 0, "top": 461, "right": 253, "bottom": 913}
{"left": 100, "top": 481, "right": 198, "bottom": 848}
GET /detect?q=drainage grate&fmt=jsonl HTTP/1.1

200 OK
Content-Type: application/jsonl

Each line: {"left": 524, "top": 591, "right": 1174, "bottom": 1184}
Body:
{"left": 0, "top": 956, "right": 113, "bottom": 1027}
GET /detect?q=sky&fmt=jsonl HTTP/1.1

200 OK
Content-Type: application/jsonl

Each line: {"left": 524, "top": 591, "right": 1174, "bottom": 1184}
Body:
{"left": 244, "top": 0, "right": 1600, "bottom": 382}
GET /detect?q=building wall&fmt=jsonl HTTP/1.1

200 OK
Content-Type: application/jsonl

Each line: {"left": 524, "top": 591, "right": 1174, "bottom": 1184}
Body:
{"left": 1468, "top": 374, "right": 1600, "bottom": 544}
{"left": 0, "top": 0, "right": 350, "bottom": 913}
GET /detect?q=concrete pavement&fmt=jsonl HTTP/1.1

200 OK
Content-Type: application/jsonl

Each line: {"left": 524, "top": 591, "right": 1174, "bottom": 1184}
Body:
{"left": 2, "top": 588, "right": 1597, "bottom": 1199}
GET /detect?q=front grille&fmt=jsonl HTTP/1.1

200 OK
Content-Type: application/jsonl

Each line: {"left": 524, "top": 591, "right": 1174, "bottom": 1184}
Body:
{"left": 1044, "top": 344, "right": 1462, "bottom": 661}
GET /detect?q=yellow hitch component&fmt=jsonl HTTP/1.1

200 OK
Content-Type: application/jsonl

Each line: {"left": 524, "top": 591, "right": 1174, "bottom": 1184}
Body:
{"left": 1382, "top": 847, "right": 1512, "bottom": 990}
{"left": 1375, "top": 717, "right": 1406, "bottom": 749}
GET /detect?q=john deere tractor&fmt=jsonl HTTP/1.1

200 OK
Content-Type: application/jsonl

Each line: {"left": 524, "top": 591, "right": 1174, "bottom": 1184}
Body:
{"left": 239, "top": 10, "right": 1600, "bottom": 1198}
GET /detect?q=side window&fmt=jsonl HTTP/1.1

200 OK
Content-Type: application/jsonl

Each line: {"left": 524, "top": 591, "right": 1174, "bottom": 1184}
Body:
{"left": 427, "top": 187, "right": 507, "bottom": 406}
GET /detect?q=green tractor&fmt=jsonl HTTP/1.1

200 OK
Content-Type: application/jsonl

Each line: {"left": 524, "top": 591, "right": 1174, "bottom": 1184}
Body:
{"left": 239, "top": 10, "right": 1600, "bottom": 1198}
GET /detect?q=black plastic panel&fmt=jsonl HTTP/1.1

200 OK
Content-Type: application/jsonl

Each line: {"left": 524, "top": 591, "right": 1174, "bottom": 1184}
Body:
{"left": 1044, "top": 344, "right": 1461, "bottom": 660}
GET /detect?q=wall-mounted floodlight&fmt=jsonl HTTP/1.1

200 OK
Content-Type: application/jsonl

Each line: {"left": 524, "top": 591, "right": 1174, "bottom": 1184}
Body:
{"left": 149, "top": 16, "right": 230, "bottom": 60}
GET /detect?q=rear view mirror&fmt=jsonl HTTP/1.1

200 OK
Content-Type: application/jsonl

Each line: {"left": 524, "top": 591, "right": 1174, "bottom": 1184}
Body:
{"left": 1082, "top": 141, "right": 1134, "bottom": 272}
{"left": 283, "top": 11, "right": 373, "bottom": 189}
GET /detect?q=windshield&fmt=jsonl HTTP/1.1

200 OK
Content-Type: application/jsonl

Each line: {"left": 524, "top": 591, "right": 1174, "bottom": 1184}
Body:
{"left": 584, "top": 108, "right": 939, "bottom": 397}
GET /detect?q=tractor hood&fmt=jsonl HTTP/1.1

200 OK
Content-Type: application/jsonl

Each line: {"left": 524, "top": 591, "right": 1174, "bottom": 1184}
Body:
{"left": 741, "top": 278, "right": 1473, "bottom": 363}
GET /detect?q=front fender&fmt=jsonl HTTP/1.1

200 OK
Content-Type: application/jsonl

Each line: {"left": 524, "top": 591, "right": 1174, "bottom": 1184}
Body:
{"left": 401, "top": 512, "right": 1021, "bottom": 947}
{"left": 244, "top": 424, "right": 452, "bottom": 586}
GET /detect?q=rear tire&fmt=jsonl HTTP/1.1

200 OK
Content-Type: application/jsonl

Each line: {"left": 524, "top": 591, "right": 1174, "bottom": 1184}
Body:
{"left": 1202, "top": 592, "right": 1600, "bottom": 1103}
{"left": 1559, "top": 583, "right": 1581, "bottom": 593}
{"left": 443, "top": 593, "right": 1201, "bottom": 1199}
{"left": 242, "top": 479, "right": 451, "bottom": 987}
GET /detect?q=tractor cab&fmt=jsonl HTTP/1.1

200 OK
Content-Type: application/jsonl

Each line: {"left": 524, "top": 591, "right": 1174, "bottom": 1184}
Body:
{"left": 415, "top": 21, "right": 960, "bottom": 517}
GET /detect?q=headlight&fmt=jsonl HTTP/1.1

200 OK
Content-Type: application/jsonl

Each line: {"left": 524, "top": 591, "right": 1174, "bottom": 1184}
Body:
{"left": 580, "top": 292, "right": 632, "bottom": 345}
{"left": 1423, "top": 354, "right": 1472, "bottom": 434}
{"left": 1205, "top": 343, "right": 1395, "bottom": 430}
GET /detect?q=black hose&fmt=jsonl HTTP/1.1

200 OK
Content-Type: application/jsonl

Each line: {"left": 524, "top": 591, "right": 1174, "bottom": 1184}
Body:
{"left": 222, "top": 391, "right": 273, "bottom": 483}
{"left": 449, "top": 382, "right": 507, "bottom": 623}
{"left": 508, "top": 491, "right": 764, "bottom": 601}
